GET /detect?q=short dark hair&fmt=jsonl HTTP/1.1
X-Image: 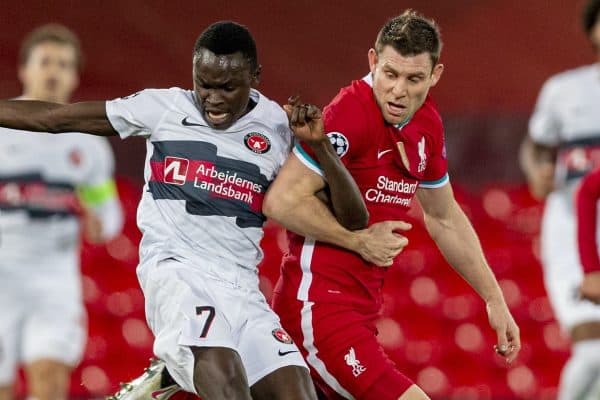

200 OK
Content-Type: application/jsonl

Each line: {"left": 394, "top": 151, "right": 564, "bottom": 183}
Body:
{"left": 19, "top": 24, "right": 82, "bottom": 69}
{"left": 375, "top": 9, "right": 442, "bottom": 68}
{"left": 194, "top": 21, "right": 258, "bottom": 72}
{"left": 582, "top": 0, "right": 600, "bottom": 35}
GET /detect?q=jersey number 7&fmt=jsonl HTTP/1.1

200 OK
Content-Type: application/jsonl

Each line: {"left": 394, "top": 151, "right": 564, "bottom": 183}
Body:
{"left": 195, "top": 306, "right": 216, "bottom": 338}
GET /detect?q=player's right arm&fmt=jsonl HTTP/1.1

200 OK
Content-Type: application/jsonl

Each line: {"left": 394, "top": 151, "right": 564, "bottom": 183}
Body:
{"left": 0, "top": 100, "right": 116, "bottom": 136}
{"left": 263, "top": 152, "right": 409, "bottom": 267}
{"left": 576, "top": 166, "right": 600, "bottom": 303}
{"left": 519, "top": 136, "right": 556, "bottom": 199}
{"left": 521, "top": 76, "right": 561, "bottom": 199}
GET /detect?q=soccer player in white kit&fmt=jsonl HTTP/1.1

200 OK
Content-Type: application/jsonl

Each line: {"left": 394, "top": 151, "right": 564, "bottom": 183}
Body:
{"left": 0, "top": 25, "right": 123, "bottom": 400}
{"left": 521, "top": 1, "right": 600, "bottom": 398}
{"left": 0, "top": 22, "right": 405, "bottom": 400}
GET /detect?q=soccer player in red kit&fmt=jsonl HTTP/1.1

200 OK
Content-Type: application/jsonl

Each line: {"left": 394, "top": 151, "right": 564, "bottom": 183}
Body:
{"left": 263, "top": 10, "right": 521, "bottom": 400}
{"left": 576, "top": 166, "right": 600, "bottom": 304}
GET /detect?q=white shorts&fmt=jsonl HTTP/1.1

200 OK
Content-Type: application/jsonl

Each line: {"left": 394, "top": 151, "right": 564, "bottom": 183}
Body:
{"left": 0, "top": 256, "right": 86, "bottom": 385}
{"left": 541, "top": 192, "right": 600, "bottom": 331}
{"left": 138, "top": 258, "right": 307, "bottom": 394}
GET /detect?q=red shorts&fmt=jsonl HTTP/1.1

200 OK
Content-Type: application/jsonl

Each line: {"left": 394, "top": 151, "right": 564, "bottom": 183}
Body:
{"left": 272, "top": 291, "right": 413, "bottom": 399}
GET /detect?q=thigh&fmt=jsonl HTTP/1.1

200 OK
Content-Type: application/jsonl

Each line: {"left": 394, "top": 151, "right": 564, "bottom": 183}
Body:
{"left": 251, "top": 365, "right": 317, "bottom": 400}
{"left": 0, "top": 307, "right": 21, "bottom": 386}
{"left": 21, "top": 284, "right": 86, "bottom": 367}
{"left": 143, "top": 260, "right": 246, "bottom": 393}
{"left": 286, "top": 299, "right": 413, "bottom": 400}
{"left": 237, "top": 289, "right": 308, "bottom": 387}
{"left": 191, "top": 346, "right": 252, "bottom": 400}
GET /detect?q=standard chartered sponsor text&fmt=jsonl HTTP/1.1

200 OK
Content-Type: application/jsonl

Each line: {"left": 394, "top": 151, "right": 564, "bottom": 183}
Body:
{"left": 365, "top": 175, "right": 418, "bottom": 205}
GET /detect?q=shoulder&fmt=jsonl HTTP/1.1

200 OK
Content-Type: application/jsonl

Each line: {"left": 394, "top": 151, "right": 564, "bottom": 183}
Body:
{"left": 324, "top": 79, "right": 373, "bottom": 129}
{"left": 252, "top": 90, "right": 291, "bottom": 140}
{"left": 543, "top": 64, "right": 598, "bottom": 91}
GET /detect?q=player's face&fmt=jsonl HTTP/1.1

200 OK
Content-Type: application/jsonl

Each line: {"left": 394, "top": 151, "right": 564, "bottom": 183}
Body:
{"left": 193, "top": 49, "right": 259, "bottom": 130}
{"left": 368, "top": 45, "right": 443, "bottom": 125}
{"left": 18, "top": 41, "right": 79, "bottom": 103}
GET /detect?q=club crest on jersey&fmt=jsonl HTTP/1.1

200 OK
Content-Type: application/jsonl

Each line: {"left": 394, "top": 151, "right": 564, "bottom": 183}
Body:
{"left": 244, "top": 132, "right": 271, "bottom": 154}
{"left": 272, "top": 328, "right": 294, "bottom": 344}
{"left": 163, "top": 156, "right": 189, "bottom": 185}
{"left": 327, "top": 132, "right": 349, "bottom": 157}
{"left": 417, "top": 136, "right": 427, "bottom": 172}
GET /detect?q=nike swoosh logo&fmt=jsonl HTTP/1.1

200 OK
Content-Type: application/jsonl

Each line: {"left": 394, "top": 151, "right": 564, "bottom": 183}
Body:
{"left": 181, "top": 116, "right": 207, "bottom": 127}
{"left": 278, "top": 350, "right": 299, "bottom": 356}
{"left": 377, "top": 149, "right": 393, "bottom": 159}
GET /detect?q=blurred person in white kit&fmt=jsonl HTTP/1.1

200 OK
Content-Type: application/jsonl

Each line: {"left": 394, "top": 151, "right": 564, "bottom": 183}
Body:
{"left": 0, "top": 24, "right": 123, "bottom": 400}
{"left": 521, "top": 0, "right": 600, "bottom": 398}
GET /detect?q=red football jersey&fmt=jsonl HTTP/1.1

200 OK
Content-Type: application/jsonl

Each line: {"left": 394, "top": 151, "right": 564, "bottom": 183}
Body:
{"left": 576, "top": 166, "right": 600, "bottom": 273}
{"left": 279, "top": 75, "right": 448, "bottom": 307}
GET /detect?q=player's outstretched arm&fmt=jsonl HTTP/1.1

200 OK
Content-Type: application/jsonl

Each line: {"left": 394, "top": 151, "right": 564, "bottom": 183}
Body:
{"left": 283, "top": 97, "right": 368, "bottom": 230}
{"left": 263, "top": 153, "right": 409, "bottom": 267}
{"left": 0, "top": 100, "right": 117, "bottom": 136}
{"left": 416, "top": 183, "right": 521, "bottom": 363}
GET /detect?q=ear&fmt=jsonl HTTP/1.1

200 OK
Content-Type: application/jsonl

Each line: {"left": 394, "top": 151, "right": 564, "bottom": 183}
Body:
{"left": 17, "top": 65, "right": 27, "bottom": 86}
{"left": 367, "top": 48, "right": 378, "bottom": 74}
{"left": 429, "top": 63, "right": 444, "bottom": 87}
{"left": 252, "top": 64, "right": 262, "bottom": 87}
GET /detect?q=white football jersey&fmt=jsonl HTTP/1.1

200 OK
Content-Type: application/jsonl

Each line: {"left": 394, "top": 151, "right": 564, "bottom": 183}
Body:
{"left": 529, "top": 63, "right": 600, "bottom": 190}
{"left": 106, "top": 88, "right": 292, "bottom": 271}
{"left": 0, "top": 129, "right": 116, "bottom": 264}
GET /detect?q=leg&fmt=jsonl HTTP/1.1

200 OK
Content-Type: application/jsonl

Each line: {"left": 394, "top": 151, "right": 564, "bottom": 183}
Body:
{"left": 273, "top": 294, "right": 419, "bottom": 400}
{"left": 25, "top": 359, "right": 71, "bottom": 400}
{"left": 0, "top": 386, "right": 14, "bottom": 400}
{"left": 250, "top": 365, "right": 317, "bottom": 400}
{"left": 191, "top": 346, "right": 252, "bottom": 400}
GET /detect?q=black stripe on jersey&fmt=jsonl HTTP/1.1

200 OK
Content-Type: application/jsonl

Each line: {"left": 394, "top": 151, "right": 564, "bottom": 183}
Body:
{"left": 0, "top": 173, "right": 78, "bottom": 219}
{"left": 559, "top": 135, "right": 600, "bottom": 149}
{"left": 149, "top": 141, "right": 270, "bottom": 228}
{"left": 0, "top": 205, "right": 77, "bottom": 219}
{"left": 0, "top": 173, "right": 75, "bottom": 190}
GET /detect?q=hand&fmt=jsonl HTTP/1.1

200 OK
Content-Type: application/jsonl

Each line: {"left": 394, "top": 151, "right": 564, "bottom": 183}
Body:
{"left": 353, "top": 221, "right": 411, "bottom": 266}
{"left": 580, "top": 272, "right": 600, "bottom": 304}
{"left": 526, "top": 161, "right": 554, "bottom": 200}
{"left": 486, "top": 298, "right": 521, "bottom": 363}
{"left": 82, "top": 207, "right": 104, "bottom": 244}
{"left": 283, "top": 96, "right": 326, "bottom": 146}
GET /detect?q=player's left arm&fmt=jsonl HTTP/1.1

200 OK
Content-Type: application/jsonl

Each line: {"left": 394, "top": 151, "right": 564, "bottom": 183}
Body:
{"left": 77, "top": 138, "right": 123, "bottom": 243}
{"left": 576, "top": 167, "right": 600, "bottom": 303}
{"left": 417, "top": 183, "right": 521, "bottom": 363}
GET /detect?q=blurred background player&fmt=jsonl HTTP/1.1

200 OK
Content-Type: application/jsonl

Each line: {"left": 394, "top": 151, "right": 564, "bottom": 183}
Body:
{"left": 0, "top": 25, "right": 123, "bottom": 400}
{"left": 265, "top": 10, "right": 520, "bottom": 400}
{"left": 576, "top": 165, "right": 600, "bottom": 305}
{"left": 520, "top": 0, "right": 600, "bottom": 398}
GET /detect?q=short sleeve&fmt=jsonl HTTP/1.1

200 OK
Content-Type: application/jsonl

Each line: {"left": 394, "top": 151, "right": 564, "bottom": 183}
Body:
{"left": 106, "top": 89, "right": 177, "bottom": 139}
{"left": 529, "top": 77, "right": 562, "bottom": 146}
{"left": 292, "top": 94, "right": 368, "bottom": 177}
{"left": 419, "top": 129, "right": 449, "bottom": 188}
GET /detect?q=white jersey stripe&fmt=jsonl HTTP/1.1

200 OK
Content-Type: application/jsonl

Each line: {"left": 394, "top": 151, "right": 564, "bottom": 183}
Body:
{"left": 298, "top": 237, "right": 316, "bottom": 301}
{"left": 300, "top": 301, "right": 354, "bottom": 399}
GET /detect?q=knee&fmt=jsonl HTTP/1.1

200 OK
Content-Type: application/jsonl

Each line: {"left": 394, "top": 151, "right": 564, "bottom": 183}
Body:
{"left": 25, "top": 360, "right": 70, "bottom": 400}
